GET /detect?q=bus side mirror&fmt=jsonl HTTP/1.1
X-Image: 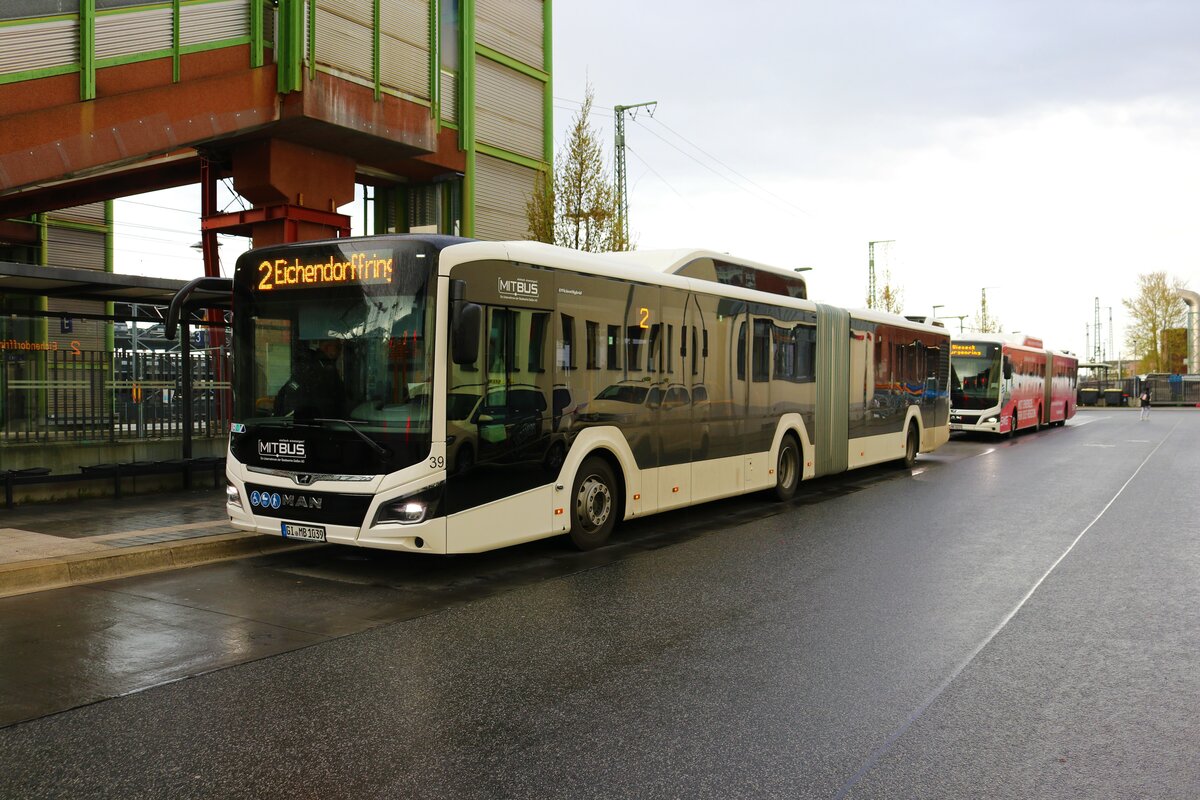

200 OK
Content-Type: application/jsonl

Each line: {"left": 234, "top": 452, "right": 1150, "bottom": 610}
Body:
{"left": 1003, "top": 357, "right": 1013, "bottom": 380}
{"left": 450, "top": 280, "right": 481, "bottom": 365}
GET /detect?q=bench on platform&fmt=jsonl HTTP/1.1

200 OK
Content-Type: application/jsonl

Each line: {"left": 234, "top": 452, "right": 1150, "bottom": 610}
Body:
{"left": 2, "top": 456, "right": 225, "bottom": 509}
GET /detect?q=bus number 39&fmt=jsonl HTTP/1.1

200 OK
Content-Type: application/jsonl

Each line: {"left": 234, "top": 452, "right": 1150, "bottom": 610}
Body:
{"left": 429, "top": 456, "right": 445, "bottom": 469}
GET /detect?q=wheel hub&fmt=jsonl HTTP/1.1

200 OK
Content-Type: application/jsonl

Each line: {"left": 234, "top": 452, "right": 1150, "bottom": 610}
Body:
{"left": 576, "top": 476, "right": 611, "bottom": 530}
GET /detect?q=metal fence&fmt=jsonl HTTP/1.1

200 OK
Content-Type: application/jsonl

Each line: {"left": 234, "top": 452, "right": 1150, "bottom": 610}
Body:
{"left": 1, "top": 346, "right": 231, "bottom": 443}
{"left": 1141, "top": 374, "right": 1200, "bottom": 407}
{"left": 1078, "top": 375, "right": 1200, "bottom": 407}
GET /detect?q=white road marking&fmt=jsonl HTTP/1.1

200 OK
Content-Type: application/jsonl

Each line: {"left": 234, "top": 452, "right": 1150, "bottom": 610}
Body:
{"left": 834, "top": 418, "right": 1180, "bottom": 799}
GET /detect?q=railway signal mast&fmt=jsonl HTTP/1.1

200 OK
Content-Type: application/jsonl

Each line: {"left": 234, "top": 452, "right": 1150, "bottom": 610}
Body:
{"left": 613, "top": 100, "right": 657, "bottom": 248}
{"left": 867, "top": 240, "right": 894, "bottom": 309}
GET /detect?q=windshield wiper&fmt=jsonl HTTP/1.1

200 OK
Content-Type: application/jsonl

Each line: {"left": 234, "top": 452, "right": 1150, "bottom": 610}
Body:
{"left": 249, "top": 417, "right": 295, "bottom": 428}
{"left": 313, "top": 418, "right": 391, "bottom": 458}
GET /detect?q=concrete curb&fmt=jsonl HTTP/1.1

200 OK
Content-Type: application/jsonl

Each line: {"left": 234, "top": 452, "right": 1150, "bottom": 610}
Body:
{"left": 0, "top": 532, "right": 318, "bottom": 598}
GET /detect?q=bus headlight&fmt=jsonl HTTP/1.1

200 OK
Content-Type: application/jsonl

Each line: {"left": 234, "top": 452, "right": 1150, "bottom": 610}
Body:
{"left": 393, "top": 502, "right": 428, "bottom": 524}
{"left": 373, "top": 483, "right": 444, "bottom": 526}
{"left": 984, "top": 416, "right": 998, "bottom": 423}
{"left": 226, "top": 482, "right": 241, "bottom": 506}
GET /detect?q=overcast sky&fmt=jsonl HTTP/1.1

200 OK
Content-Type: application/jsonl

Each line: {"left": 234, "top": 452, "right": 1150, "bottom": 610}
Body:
{"left": 552, "top": 0, "right": 1200, "bottom": 358}
{"left": 115, "top": 0, "right": 1200, "bottom": 360}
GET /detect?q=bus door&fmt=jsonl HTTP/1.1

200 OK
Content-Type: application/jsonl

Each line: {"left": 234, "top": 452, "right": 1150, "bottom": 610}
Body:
{"left": 476, "top": 304, "right": 552, "bottom": 465}
{"left": 621, "top": 283, "right": 661, "bottom": 472}
{"left": 656, "top": 288, "right": 690, "bottom": 507}
{"left": 683, "top": 293, "right": 709, "bottom": 460}
{"left": 443, "top": 261, "right": 556, "bottom": 518}
{"left": 1043, "top": 352, "right": 1055, "bottom": 424}
{"left": 745, "top": 314, "right": 773, "bottom": 486}
{"left": 694, "top": 293, "right": 746, "bottom": 464}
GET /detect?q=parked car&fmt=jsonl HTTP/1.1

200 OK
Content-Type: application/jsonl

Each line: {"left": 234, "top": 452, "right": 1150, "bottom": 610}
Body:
{"left": 445, "top": 383, "right": 551, "bottom": 473}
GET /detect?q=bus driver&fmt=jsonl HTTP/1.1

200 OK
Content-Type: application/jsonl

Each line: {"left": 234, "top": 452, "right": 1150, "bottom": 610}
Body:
{"left": 274, "top": 338, "right": 347, "bottom": 419}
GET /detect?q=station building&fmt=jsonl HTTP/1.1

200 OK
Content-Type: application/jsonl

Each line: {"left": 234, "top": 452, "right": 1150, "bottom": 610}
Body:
{"left": 0, "top": 0, "right": 552, "bottom": 495}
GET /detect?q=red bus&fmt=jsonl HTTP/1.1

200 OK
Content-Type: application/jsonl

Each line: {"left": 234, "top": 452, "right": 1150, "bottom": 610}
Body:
{"left": 949, "top": 335, "right": 1078, "bottom": 436}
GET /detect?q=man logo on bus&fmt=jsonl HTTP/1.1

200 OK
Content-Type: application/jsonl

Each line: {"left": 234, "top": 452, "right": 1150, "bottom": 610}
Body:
{"left": 498, "top": 277, "right": 539, "bottom": 301}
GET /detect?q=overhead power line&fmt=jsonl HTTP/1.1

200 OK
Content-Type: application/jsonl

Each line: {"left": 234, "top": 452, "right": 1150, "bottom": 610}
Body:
{"left": 626, "top": 145, "right": 689, "bottom": 203}
{"left": 643, "top": 116, "right": 813, "bottom": 220}
{"left": 554, "top": 93, "right": 816, "bottom": 231}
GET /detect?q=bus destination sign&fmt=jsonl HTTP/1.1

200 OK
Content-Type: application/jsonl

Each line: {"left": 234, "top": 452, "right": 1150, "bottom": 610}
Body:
{"left": 256, "top": 252, "right": 394, "bottom": 291}
{"left": 951, "top": 343, "right": 985, "bottom": 358}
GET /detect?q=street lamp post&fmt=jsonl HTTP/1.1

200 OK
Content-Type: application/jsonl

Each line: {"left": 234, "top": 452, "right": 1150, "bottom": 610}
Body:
{"left": 932, "top": 304, "right": 944, "bottom": 322}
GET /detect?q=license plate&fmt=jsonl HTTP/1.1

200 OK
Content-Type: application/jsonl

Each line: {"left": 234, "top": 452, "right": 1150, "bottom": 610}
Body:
{"left": 281, "top": 522, "right": 326, "bottom": 542}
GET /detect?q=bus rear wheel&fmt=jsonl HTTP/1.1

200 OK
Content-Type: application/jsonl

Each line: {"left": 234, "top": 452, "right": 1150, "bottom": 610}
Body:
{"left": 569, "top": 457, "right": 618, "bottom": 550}
{"left": 901, "top": 424, "right": 919, "bottom": 469}
{"left": 773, "top": 434, "right": 801, "bottom": 501}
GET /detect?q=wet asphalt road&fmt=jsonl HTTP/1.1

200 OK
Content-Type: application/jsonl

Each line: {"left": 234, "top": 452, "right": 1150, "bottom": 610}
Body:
{"left": 1, "top": 408, "right": 1198, "bottom": 799}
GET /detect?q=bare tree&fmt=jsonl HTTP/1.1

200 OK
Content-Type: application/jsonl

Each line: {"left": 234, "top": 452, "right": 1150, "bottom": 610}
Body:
{"left": 972, "top": 308, "right": 1002, "bottom": 333}
{"left": 974, "top": 290, "right": 1002, "bottom": 333}
{"left": 526, "top": 83, "right": 628, "bottom": 252}
{"left": 1123, "top": 271, "right": 1188, "bottom": 372}
{"left": 878, "top": 270, "right": 904, "bottom": 314}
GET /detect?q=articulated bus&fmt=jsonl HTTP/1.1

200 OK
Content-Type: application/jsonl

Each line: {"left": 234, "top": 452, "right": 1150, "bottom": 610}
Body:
{"left": 225, "top": 235, "right": 950, "bottom": 553}
{"left": 949, "top": 334, "right": 1078, "bottom": 437}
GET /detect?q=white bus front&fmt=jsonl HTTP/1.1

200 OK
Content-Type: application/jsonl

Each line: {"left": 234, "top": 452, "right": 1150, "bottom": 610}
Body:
{"left": 949, "top": 341, "right": 1008, "bottom": 434}
{"left": 225, "top": 237, "right": 452, "bottom": 552}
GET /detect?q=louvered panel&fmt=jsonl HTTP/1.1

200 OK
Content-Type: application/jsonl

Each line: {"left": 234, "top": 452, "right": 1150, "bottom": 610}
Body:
{"left": 474, "top": 154, "right": 536, "bottom": 242}
{"left": 180, "top": 0, "right": 249, "bottom": 47}
{"left": 440, "top": 69, "right": 457, "bottom": 123}
{"left": 96, "top": 6, "right": 172, "bottom": 59}
{"left": 379, "top": 0, "right": 426, "bottom": 44}
{"left": 477, "top": 0, "right": 542, "bottom": 68}
{"left": 49, "top": 202, "right": 107, "bottom": 225}
{"left": 0, "top": 18, "right": 77, "bottom": 75}
{"left": 313, "top": 7, "right": 372, "bottom": 81}
{"left": 46, "top": 227, "right": 107, "bottom": 271}
{"left": 379, "top": 33, "right": 428, "bottom": 98}
{"left": 48, "top": 298, "right": 105, "bottom": 317}
{"left": 45, "top": 299, "right": 107, "bottom": 352}
{"left": 476, "top": 57, "right": 543, "bottom": 161}
{"left": 317, "top": 0, "right": 371, "bottom": 28}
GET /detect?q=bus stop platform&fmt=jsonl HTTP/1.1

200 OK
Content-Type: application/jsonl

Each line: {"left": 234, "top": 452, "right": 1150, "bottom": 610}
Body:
{"left": 0, "top": 488, "right": 309, "bottom": 598}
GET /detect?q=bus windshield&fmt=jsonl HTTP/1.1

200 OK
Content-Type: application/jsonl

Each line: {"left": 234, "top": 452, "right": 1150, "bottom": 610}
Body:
{"left": 230, "top": 241, "right": 437, "bottom": 475}
{"left": 951, "top": 343, "right": 1001, "bottom": 410}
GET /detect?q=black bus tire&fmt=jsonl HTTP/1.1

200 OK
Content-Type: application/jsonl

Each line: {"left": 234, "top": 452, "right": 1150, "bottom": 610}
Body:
{"left": 902, "top": 424, "right": 919, "bottom": 469}
{"left": 773, "top": 434, "right": 801, "bottom": 501}
{"left": 569, "top": 456, "right": 618, "bottom": 550}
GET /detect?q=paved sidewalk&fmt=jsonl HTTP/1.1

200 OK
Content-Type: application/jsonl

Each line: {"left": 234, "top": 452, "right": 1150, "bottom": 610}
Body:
{"left": 0, "top": 488, "right": 309, "bottom": 597}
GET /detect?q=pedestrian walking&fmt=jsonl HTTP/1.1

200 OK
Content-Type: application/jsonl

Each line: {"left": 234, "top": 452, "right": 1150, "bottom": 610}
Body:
{"left": 1139, "top": 384, "right": 1151, "bottom": 420}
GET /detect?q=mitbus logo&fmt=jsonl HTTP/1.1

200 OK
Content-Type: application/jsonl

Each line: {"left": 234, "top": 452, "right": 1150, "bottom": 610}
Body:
{"left": 497, "top": 277, "right": 539, "bottom": 301}
{"left": 259, "top": 440, "right": 305, "bottom": 458}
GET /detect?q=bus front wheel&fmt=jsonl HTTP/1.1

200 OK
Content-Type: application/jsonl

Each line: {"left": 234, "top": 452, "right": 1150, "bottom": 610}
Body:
{"left": 569, "top": 457, "right": 618, "bottom": 550}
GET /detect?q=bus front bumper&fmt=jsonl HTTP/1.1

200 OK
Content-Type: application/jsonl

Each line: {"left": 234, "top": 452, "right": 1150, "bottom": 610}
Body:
{"left": 949, "top": 411, "right": 1002, "bottom": 434}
